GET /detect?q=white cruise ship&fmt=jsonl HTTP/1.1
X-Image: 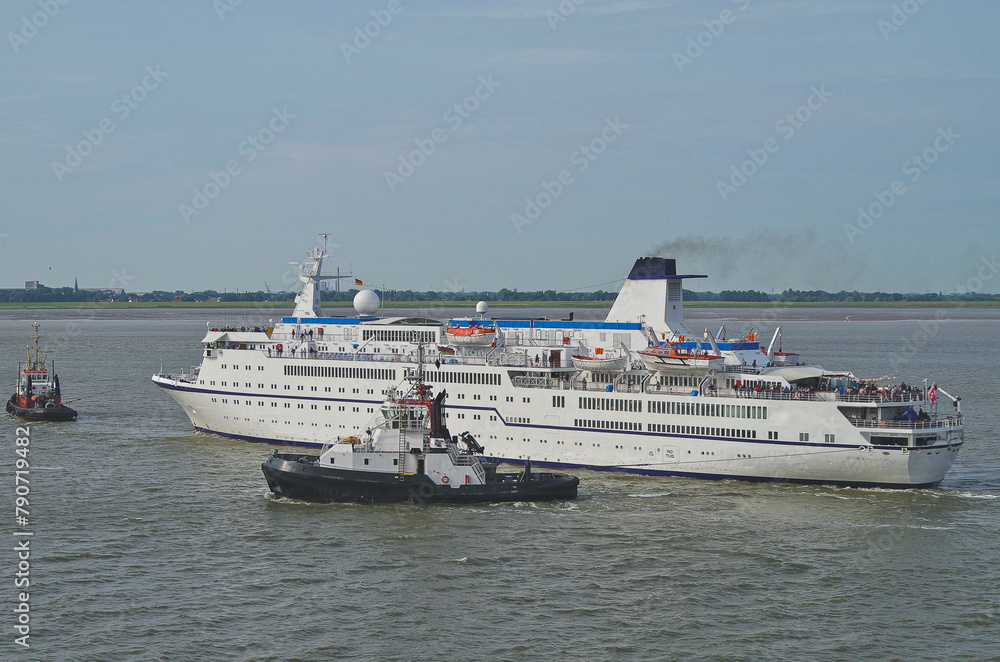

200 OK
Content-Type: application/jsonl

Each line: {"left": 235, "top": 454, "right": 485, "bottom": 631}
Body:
{"left": 153, "top": 238, "right": 965, "bottom": 488}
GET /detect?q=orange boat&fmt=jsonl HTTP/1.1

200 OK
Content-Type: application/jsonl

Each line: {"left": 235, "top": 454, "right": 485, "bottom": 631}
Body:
{"left": 638, "top": 343, "right": 724, "bottom": 374}
{"left": 445, "top": 323, "right": 497, "bottom": 346}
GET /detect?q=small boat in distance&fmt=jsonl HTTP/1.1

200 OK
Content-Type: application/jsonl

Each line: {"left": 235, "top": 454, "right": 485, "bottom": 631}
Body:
{"left": 262, "top": 373, "right": 579, "bottom": 504}
{"left": 6, "top": 323, "right": 77, "bottom": 422}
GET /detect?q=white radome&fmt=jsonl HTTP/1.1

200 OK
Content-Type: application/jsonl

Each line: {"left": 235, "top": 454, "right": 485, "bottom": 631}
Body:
{"left": 476, "top": 300, "right": 489, "bottom": 315}
{"left": 354, "top": 289, "right": 380, "bottom": 316}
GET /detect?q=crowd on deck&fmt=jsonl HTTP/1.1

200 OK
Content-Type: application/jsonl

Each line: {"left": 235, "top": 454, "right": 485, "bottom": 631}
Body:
{"left": 726, "top": 378, "right": 925, "bottom": 401}
{"left": 210, "top": 326, "right": 266, "bottom": 333}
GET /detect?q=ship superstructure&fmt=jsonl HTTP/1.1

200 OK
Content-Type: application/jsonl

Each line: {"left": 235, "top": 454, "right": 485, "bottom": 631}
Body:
{"left": 153, "top": 239, "right": 964, "bottom": 488}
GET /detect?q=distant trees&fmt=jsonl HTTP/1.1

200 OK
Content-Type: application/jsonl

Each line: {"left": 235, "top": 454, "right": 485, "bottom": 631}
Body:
{"left": 1, "top": 286, "right": 996, "bottom": 304}
{"left": 0, "top": 286, "right": 99, "bottom": 303}
{"left": 719, "top": 290, "right": 771, "bottom": 302}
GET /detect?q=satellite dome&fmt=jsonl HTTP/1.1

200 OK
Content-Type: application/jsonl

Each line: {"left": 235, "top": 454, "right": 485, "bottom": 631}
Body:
{"left": 354, "top": 289, "right": 380, "bottom": 316}
{"left": 476, "top": 301, "right": 489, "bottom": 315}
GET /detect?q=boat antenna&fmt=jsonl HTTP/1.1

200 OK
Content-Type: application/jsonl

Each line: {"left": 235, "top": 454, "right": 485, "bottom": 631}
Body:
{"left": 28, "top": 322, "right": 45, "bottom": 370}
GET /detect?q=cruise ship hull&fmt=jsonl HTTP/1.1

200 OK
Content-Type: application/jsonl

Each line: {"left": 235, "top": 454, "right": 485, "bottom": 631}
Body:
{"left": 153, "top": 375, "right": 962, "bottom": 489}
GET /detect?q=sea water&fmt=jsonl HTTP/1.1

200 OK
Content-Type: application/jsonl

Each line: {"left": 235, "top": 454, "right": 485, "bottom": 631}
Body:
{"left": 1, "top": 307, "right": 997, "bottom": 661}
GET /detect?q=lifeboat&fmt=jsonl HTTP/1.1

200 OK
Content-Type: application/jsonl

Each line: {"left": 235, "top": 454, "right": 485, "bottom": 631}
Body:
{"left": 571, "top": 353, "right": 629, "bottom": 372}
{"left": 445, "top": 324, "right": 497, "bottom": 346}
{"left": 638, "top": 343, "right": 724, "bottom": 374}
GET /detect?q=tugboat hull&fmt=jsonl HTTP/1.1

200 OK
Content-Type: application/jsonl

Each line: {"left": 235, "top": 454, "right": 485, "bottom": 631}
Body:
{"left": 6, "top": 396, "right": 77, "bottom": 422}
{"left": 262, "top": 454, "right": 579, "bottom": 504}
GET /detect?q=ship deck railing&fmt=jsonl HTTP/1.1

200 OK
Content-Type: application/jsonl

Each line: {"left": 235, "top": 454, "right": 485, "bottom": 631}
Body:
{"left": 446, "top": 446, "right": 487, "bottom": 482}
{"left": 246, "top": 347, "right": 935, "bottom": 406}
{"left": 260, "top": 346, "right": 542, "bottom": 368}
{"left": 582, "top": 382, "right": 931, "bottom": 406}
{"left": 706, "top": 389, "right": 927, "bottom": 405}
{"left": 155, "top": 372, "right": 198, "bottom": 385}
{"left": 848, "top": 417, "right": 959, "bottom": 430}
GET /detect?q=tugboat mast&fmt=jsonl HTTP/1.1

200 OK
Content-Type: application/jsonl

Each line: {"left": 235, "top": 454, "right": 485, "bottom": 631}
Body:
{"left": 26, "top": 322, "right": 46, "bottom": 371}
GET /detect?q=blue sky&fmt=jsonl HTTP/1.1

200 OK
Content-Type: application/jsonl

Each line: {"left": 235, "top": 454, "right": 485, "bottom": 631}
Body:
{"left": 1, "top": 1, "right": 997, "bottom": 295}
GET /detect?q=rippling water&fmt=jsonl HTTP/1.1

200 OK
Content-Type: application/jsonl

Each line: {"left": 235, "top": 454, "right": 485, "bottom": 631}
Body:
{"left": 2, "top": 308, "right": 998, "bottom": 661}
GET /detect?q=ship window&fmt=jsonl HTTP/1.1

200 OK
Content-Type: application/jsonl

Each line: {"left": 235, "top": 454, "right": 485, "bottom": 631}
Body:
{"left": 364, "top": 458, "right": 369, "bottom": 465}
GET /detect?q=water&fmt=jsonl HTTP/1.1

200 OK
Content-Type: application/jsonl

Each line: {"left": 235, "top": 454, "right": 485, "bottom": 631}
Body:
{"left": 2, "top": 308, "right": 998, "bottom": 661}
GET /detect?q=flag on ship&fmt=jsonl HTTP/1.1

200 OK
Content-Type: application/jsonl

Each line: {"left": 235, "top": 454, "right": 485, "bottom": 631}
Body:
{"left": 355, "top": 279, "right": 363, "bottom": 286}
{"left": 928, "top": 383, "right": 937, "bottom": 403}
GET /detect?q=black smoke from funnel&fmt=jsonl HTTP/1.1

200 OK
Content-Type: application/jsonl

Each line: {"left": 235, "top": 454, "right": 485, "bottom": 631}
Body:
{"left": 648, "top": 230, "right": 866, "bottom": 291}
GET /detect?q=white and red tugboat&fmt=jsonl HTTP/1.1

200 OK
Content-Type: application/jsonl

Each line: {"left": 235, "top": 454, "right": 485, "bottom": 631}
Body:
{"left": 7, "top": 323, "right": 77, "bottom": 422}
{"left": 262, "top": 371, "right": 579, "bottom": 504}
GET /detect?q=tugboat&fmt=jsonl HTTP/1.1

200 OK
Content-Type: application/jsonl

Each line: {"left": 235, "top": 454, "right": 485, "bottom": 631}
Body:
{"left": 6, "top": 323, "right": 77, "bottom": 422}
{"left": 261, "top": 372, "right": 579, "bottom": 504}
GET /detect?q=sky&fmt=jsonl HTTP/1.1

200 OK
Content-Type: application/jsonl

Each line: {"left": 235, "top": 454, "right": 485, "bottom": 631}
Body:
{"left": 1, "top": 0, "right": 997, "bottom": 296}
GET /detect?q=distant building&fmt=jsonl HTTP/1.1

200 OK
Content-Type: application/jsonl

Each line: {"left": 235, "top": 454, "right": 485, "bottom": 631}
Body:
{"left": 25, "top": 281, "right": 42, "bottom": 289}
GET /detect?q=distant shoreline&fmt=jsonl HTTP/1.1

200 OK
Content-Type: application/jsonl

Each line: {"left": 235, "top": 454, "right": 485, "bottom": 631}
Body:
{"left": 1, "top": 300, "right": 997, "bottom": 310}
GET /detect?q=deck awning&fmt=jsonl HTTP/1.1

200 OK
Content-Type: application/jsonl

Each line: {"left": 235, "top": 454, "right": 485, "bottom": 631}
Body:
{"left": 757, "top": 366, "right": 826, "bottom": 382}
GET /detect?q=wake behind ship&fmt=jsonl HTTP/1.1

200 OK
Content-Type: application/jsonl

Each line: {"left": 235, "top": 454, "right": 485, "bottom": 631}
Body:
{"left": 154, "top": 237, "right": 965, "bottom": 488}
